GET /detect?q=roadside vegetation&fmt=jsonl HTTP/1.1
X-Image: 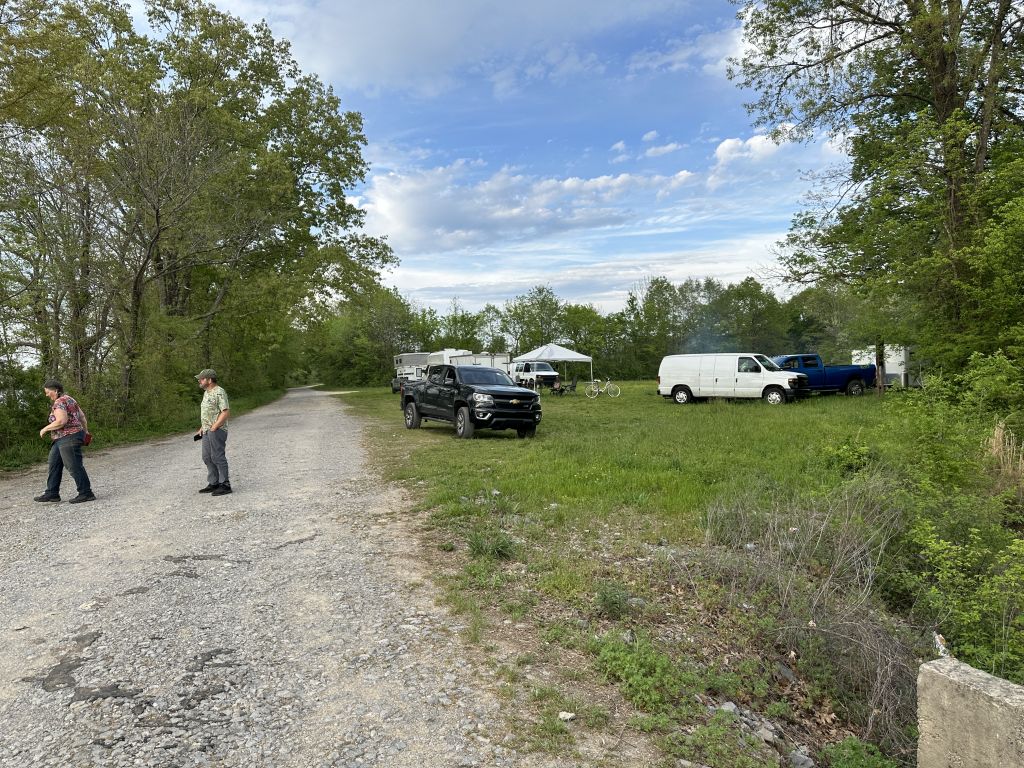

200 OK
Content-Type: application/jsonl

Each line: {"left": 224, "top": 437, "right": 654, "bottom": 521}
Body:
{"left": 343, "top": 356, "right": 1024, "bottom": 767}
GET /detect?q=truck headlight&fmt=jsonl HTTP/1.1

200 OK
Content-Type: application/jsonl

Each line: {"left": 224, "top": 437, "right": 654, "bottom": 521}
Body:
{"left": 471, "top": 393, "right": 494, "bottom": 405}
{"left": 788, "top": 378, "right": 799, "bottom": 388}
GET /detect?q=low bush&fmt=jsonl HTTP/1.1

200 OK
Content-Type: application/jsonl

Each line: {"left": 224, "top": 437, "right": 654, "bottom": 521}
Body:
{"left": 823, "top": 736, "right": 899, "bottom": 768}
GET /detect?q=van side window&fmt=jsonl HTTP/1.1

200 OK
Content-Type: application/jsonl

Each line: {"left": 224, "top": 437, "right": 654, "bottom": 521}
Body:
{"left": 801, "top": 356, "right": 820, "bottom": 368}
{"left": 738, "top": 357, "right": 761, "bottom": 373}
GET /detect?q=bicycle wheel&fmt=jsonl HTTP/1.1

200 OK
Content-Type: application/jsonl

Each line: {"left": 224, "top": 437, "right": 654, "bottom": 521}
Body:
{"left": 585, "top": 383, "right": 600, "bottom": 399}
{"left": 606, "top": 382, "right": 621, "bottom": 398}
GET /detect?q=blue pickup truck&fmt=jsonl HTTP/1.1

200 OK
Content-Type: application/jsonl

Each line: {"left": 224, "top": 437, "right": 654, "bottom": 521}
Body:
{"left": 771, "top": 354, "right": 876, "bottom": 396}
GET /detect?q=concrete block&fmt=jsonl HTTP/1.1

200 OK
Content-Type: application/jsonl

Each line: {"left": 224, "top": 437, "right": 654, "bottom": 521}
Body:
{"left": 917, "top": 657, "right": 1024, "bottom": 768}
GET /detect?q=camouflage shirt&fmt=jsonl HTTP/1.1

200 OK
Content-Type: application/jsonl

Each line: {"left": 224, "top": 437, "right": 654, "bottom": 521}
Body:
{"left": 200, "top": 385, "right": 230, "bottom": 432}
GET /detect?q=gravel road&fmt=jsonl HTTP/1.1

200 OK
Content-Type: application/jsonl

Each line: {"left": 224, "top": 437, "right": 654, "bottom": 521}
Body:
{"left": 0, "top": 388, "right": 566, "bottom": 768}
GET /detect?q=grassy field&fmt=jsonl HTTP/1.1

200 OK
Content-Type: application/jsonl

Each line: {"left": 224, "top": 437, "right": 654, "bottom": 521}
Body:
{"left": 345, "top": 381, "right": 884, "bottom": 538}
{"left": 341, "top": 383, "right": 898, "bottom": 766}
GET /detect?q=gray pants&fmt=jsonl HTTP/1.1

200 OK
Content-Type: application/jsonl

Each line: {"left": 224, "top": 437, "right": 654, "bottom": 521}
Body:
{"left": 201, "top": 429, "right": 229, "bottom": 485}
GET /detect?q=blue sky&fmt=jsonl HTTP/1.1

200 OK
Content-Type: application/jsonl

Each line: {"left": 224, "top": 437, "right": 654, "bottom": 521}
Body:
{"left": 148, "top": 1, "right": 844, "bottom": 312}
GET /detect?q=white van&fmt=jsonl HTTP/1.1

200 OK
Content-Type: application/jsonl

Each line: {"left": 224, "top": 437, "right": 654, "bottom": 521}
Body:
{"left": 657, "top": 353, "right": 808, "bottom": 405}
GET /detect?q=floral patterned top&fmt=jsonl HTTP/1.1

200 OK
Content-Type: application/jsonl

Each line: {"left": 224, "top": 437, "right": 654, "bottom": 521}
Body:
{"left": 49, "top": 394, "right": 86, "bottom": 440}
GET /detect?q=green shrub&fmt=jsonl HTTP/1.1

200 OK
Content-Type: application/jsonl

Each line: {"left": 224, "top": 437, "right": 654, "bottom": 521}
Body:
{"left": 822, "top": 737, "right": 898, "bottom": 768}
{"left": 467, "top": 527, "right": 518, "bottom": 560}
{"left": 592, "top": 633, "right": 699, "bottom": 715}
{"left": 594, "top": 580, "right": 631, "bottom": 620}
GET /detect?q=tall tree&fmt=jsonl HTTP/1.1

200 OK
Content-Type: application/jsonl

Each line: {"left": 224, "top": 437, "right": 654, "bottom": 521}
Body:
{"left": 0, "top": 0, "right": 391, "bottom": 428}
{"left": 734, "top": 0, "right": 1024, "bottom": 367}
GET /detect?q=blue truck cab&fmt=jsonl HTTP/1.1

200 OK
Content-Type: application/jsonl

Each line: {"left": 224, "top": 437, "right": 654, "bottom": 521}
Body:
{"left": 771, "top": 354, "right": 876, "bottom": 396}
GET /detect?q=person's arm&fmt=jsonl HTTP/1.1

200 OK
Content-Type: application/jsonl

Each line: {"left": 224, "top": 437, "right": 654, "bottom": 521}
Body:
{"left": 209, "top": 409, "right": 230, "bottom": 431}
{"left": 40, "top": 409, "right": 67, "bottom": 438}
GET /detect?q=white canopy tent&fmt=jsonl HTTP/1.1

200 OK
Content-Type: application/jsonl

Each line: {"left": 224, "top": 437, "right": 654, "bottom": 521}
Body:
{"left": 513, "top": 343, "right": 593, "bottom": 383}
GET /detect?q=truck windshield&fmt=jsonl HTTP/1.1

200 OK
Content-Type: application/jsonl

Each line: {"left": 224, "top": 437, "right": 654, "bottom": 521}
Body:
{"left": 459, "top": 368, "right": 516, "bottom": 386}
{"left": 754, "top": 354, "right": 782, "bottom": 372}
{"left": 534, "top": 362, "right": 555, "bottom": 372}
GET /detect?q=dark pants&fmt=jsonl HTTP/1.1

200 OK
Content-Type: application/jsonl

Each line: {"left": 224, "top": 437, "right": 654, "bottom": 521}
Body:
{"left": 202, "top": 429, "right": 229, "bottom": 485}
{"left": 46, "top": 432, "right": 91, "bottom": 496}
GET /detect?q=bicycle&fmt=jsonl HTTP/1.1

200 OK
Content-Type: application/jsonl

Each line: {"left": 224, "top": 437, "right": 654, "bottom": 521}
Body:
{"left": 585, "top": 378, "right": 621, "bottom": 398}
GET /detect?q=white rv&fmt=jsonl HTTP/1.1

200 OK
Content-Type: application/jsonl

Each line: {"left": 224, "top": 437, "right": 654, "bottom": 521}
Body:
{"left": 392, "top": 352, "right": 430, "bottom": 393}
{"left": 450, "top": 352, "right": 511, "bottom": 368}
{"left": 426, "top": 348, "right": 473, "bottom": 366}
{"left": 657, "top": 353, "right": 809, "bottom": 405}
{"left": 851, "top": 346, "right": 920, "bottom": 387}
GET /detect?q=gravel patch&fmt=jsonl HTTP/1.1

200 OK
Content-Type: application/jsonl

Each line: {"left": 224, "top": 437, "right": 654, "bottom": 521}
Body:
{"left": 0, "top": 388, "right": 568, "bottom": 767}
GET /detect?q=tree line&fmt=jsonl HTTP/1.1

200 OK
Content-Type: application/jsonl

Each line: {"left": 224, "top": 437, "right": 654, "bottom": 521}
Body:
{"left": 306, "top": 277, "right": 881, "bottom": 386}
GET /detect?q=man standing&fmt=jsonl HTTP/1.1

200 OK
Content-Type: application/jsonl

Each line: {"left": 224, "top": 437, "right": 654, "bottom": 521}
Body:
{"left": 35, "top": 379, "right": 95, "bottom": 503}
{"left": 195, "top": 368, "right": 231, "bottom": 496}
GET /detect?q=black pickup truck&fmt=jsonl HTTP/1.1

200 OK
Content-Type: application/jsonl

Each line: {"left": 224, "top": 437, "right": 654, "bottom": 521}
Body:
{"left": 401, "top": 364, "right": 542, "bottom": 438}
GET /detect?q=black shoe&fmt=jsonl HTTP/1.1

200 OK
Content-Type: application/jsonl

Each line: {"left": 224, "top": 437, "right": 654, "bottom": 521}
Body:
{"left": 199, "top": 484, "right": 219, "bottom": 493}
{"left": 33, "top": 493, "right": 60, "bottom": 502}
{"left": 211, "top": 483, "right": 232, "bottom": 496}
{"left": 69, "top": 492, "right": 96, "bottom": 504}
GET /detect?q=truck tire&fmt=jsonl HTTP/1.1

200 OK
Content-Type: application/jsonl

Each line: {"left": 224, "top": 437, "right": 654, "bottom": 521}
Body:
{"left": 404, "top": 401, "right": 421, "bottom": 429}
{"left": 516, "top": 426, "right": 536, "bottom": 438}
{"left": 845, "top": 379, "right": 865, "bottom": 396}
{"left": 391, "top": 378, "right": 401, "bottom": 393}
{"left": 455, "top": 406, "right": 475, "bottom": 439}
{"left": 672, "top": 386, "right": 693, "bottom": 404}
{"left": 763, "top": 386, "right": 786, "bottom": 405}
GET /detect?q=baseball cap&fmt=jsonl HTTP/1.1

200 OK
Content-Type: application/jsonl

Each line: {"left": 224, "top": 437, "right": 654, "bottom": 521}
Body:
{"left": 194, "top": 368, "right": 217, "bottom": 380}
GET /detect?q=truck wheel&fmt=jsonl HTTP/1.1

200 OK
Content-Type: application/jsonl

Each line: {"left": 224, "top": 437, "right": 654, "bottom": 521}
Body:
{"left": 672, "top": 386, "right": 692, "bottom": 404}
{"left": 846, "top": 379, "right": 865, "bottom": 396}
{"left": 391, "top": 378, "right": 401, "bottom": 393}
{"left": 404, "top": 401, "right": 421, "bottom": 428}
{"left": 763, "top": 386, "right": 786, "bottom": 405}
{"left": 516, "top": 426, "right": 536, "bottom": 438}
{"left": 455, "top": 406, "right": 475, "bottom": 439}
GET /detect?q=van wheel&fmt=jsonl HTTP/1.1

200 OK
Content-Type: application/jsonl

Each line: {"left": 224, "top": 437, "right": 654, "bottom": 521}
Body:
{"left": 404, "top": 401, "right": 421, "bottom": 428}
{"left": 763, "top": 386, "right": 786, "bottom": 405}
{"left": 672, "top": 386, "right": 693, "bottom": 404}
{"left": 846, "top": 379, "right": 865, "bottom": 396}
{"left": 455, "top": 406, "right": 475, "bottom": 439}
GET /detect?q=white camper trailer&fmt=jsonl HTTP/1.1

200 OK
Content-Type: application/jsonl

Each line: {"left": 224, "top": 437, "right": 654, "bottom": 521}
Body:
{"left": 851, "top": 346, "right": 920, "bottom": 387}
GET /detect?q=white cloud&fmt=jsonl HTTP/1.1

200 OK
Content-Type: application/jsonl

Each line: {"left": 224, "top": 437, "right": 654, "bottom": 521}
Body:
{"left": 609, "top": 140, "right": 627, "bottom": 152}
{"left": 362, "top": 162, "right": 695, "bottom": 254}
{"left": 645, "top": 142, "right": 683, "bottom": 158}
{"left": 205, "top": 0, "right": 685, "bottom": 94}
{"left": 642, "top": 130, "right": 659, "bottom": 142}
{"left": 707, "top": 133, "right": 783, "bottom": 188}
{"left": 628, "top": 25, "right": 743, "bottom": 79}
{"left": 381, "top": 230, "right": 784, "bottom": 314}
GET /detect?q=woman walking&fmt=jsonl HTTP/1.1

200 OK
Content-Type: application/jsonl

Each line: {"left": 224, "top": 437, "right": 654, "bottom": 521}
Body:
{"left": 34, "top": 379, "right": 96, "bottom": 503}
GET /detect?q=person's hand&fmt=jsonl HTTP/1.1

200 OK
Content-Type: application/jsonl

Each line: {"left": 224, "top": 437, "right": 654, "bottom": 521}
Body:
{"left": 39, "top": 428, "right": 47, "bottom": 438}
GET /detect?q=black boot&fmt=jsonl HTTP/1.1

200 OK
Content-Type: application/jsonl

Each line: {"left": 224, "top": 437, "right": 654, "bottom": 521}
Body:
{"left": 211, "top": 482, "right": 232, "bottom": 496}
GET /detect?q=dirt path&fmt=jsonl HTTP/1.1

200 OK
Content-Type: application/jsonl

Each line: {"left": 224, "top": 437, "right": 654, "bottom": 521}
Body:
{"left": 0, "top": 388, "right": 568, "bottom": 768}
